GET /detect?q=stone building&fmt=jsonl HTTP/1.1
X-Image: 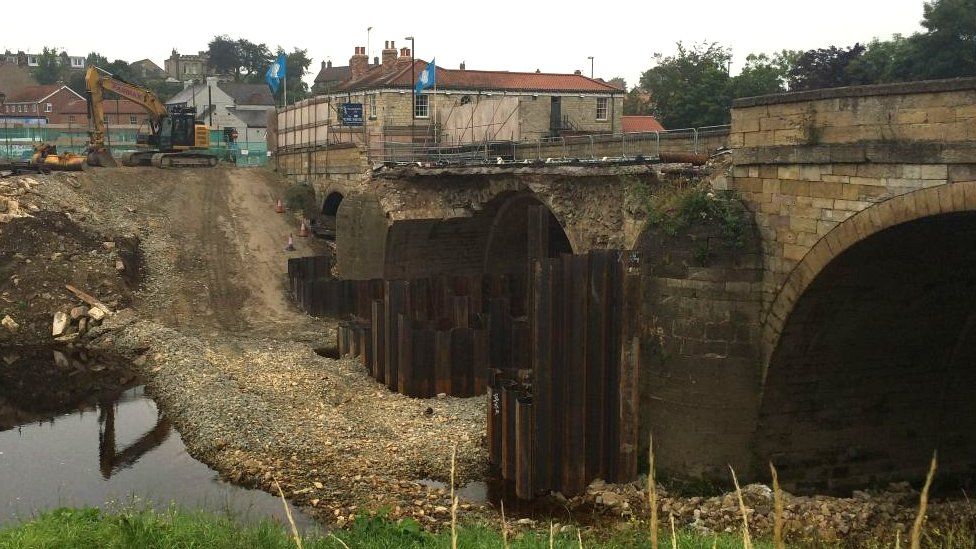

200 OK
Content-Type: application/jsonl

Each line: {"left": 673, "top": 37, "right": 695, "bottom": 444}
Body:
{"left": 164, "top": 49, "right": 210, "bottom": 82}
{"left": 314, "top": 41, "right": 623, "bottom": 147}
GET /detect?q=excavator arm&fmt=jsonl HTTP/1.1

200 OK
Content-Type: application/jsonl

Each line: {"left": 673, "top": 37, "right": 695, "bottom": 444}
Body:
{"left": 85, "top": 66, "right": 169, "bottom": 167}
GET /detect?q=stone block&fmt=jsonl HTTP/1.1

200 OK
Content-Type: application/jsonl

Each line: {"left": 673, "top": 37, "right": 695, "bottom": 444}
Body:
{"left": 783, "top": 243, "right": 808, "bottom": 262}
{"left": 790, "top": 216, "right": 819, "bottom": 233}
{"left": 779, "top": 180, "right": 811, "bottom": 196}
{"left": 817, "top": 219, "right": 840, "bottom": 235}
{"left": 920, "top": 164, "right": 949, "bottom": 180}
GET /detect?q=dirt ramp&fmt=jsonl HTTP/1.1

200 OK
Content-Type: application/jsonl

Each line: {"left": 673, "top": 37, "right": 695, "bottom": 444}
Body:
{"left": 80, "top": 168, "right": 327, "bottom": 339}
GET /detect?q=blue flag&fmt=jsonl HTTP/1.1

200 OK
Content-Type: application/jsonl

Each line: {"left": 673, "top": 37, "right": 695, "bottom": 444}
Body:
{"left": 415, "top": 59, "right": 436, "bottom": 94}
{"left": 265, "top": 54, "right": 287, "bottom": 94}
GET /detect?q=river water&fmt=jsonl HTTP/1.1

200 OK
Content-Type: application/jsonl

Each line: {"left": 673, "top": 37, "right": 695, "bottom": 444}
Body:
{"left": 0, "top": 348, "right": 314, "bottom": 530}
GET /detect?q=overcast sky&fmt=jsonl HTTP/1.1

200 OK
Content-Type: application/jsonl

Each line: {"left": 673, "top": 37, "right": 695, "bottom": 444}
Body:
{"left": 2, "top": 0, "right": 926, "bottom": 88}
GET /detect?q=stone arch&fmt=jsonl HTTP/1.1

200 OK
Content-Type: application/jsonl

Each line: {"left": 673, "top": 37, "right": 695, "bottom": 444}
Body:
{"left": 322, "top": 191, "right": 344, "bottom": 217}
{"left": 319, "top": 191, "right": 345, "bottom": 242}
{"left": 757, "top": 190, "right": 976, "bottom": 492}
{"left": 763, "top": 181, "right": 976, "bottom": 369}
{"left": 483, "top": 192, "right": 573, "bottom": 275}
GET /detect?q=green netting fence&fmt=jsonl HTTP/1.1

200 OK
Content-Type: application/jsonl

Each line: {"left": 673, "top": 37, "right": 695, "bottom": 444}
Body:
{"left": 0, "top": 124, "right": 267, "bottom": 167}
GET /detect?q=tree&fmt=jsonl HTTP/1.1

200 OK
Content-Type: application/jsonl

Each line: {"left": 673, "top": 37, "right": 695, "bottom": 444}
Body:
{"left": 787, "top": 44, "right": 867, "bottom": 91}
{"left": 34, "top": 47, "right": 62, "bottom": 85}
{"left": 902, "top": 0, "right": 976, "bottom": 79}
{"left": 844, "top": 37, "right": 916, "bottom": 85}
{"left": 238, "top": 39, "right": 272, "bottom": 82}
{"left": 606, "top": 77, "right": 627, "bottom": 91}
{"left": 623, "top": 87, "right": 654, "bottom": 115}
{"left": 208, "top": 35, "right": 241, "bottom": 77}
{"left": 638, "top": 42, "right": 733, "bottom": 128}
{"left": 731, "top": 51, "right": 797, "bottom": 98}
{"left": 276, "top": 47, "right": 312, "bottom": 102}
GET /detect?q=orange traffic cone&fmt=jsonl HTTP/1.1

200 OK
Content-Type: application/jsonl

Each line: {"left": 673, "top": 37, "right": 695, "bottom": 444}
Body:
{"left": 299, "top": 219, "right": 310, "bottom": 237}
{"left": 275, "top": 199, "right": 285, "bottom": 213}
{"left": 284, "top": 234, "right": 295, "bottom": 251}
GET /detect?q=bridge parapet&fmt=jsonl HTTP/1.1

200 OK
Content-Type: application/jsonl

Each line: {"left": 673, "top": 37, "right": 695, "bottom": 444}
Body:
{"left": 729, "top": 77, "right": 976, "bottom": 361}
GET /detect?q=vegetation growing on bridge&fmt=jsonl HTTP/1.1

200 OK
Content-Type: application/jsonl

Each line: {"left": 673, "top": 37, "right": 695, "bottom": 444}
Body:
{"left": 628, "top": 176, "right": 746, "bottom": 252}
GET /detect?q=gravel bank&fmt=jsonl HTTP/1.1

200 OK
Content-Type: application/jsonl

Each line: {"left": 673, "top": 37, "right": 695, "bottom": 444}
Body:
{"left": 91, "top": 312, "right": 488, "bottom": 528}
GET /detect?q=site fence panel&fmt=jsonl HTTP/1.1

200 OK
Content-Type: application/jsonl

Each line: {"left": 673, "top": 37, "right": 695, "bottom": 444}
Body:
{"left": 0, "top": 125, "right": 268, "bottom": 167}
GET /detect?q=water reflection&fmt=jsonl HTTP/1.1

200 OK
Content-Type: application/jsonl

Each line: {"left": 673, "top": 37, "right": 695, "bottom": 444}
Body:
{"left": 98, "top": 396, "right": 171, "bottom": 479}
{"left": 0, "top": 348, "right": 314, "bottom": 530}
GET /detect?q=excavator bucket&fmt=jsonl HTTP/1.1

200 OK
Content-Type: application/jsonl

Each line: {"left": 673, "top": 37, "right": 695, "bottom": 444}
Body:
{"left": 43, "top": 153, "right": 86, "bottom": 172}
{"left": 87, "top": 148, "right": 119, "bottom": 168}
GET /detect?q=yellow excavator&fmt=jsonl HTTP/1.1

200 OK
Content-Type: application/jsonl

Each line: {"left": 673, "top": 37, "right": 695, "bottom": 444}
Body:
{"left": 85, "top": 66, "right": 218, "bottom": 168}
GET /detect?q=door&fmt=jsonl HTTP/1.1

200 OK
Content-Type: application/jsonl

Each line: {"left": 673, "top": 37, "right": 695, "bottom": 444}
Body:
{"left": 549, "top": 96, "right": 561, "bottom": 137}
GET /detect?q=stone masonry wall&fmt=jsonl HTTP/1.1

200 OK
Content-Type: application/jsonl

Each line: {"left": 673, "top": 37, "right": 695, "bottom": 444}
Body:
{"left": 635, "top": 210, "right": 764, "bottom": 481}
{"left": 729, "top": 78, "right": 976, "bottom": 362}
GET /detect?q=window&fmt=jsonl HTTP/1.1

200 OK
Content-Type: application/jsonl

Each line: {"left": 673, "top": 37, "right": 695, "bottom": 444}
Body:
{"left": 413, "top": 94, "right": 429, "bottom": 118}
{"left": 596, "top": 97, "right": 608, "bottom": 120}
{"left": 44, "top": 103, "right": 52, "bottom": 113}
{"left": 103, "top": 115, "right": 109, "bottom": 123}
{"left": 71, "top": 57, "right": 83, "bottom": 67}
{"left": 368, "top": 94, "right": 377, "bottom": 118}
{"left": 129, "top": 115, "right": 138, "bottom": 125}
{"left": 68, "top": 115, "right": 76, "bottom": 123}
{"left": 28, "top": 55, "right": 37, "bottom": 66}
{"left": 32, "top": 105, "right": 37, "bottom": 112}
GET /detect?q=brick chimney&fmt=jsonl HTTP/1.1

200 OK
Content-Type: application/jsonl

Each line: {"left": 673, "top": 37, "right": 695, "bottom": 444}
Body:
{"left": 382, "top": 41, "right": 398, "bottom": 73}
{"left": 349, "top": 46, "right": 368, "bottom": 80}
{"left": 395, "top": 47, "right": 412, "bottom": 71}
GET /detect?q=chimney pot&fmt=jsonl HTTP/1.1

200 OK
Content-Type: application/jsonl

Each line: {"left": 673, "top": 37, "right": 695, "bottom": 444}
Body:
{"left": 350, "top": 46, "right": 368, "bottom": 80}
{"left": 574, "top": 69, "right": 581, "bottom": 75}
{"left": 321, "top": 60, "right": 326, "bottom": 69}
{"left": 374, "top": 56, "right": 379, "bottom": 65}
{"left": 460, "top": 61, "right": 466, "bottom": 70}
{"left": 327, "top": 60, "right": 332, "bottom": 68}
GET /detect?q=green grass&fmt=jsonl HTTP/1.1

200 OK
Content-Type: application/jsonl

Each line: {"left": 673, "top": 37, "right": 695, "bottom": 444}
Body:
{"left": 0, "top": 507, "right": 765, "bottom": 549}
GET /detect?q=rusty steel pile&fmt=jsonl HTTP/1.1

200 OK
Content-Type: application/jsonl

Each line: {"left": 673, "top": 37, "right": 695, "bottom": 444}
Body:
{"left": 287, "top": 210, "right": 642, "bottom": 499}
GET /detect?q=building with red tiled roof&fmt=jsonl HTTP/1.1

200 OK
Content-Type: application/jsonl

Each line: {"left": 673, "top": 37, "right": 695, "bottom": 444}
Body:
{"left": 0, "top": 84, "right": 83, "bottom": 124}
{"left": 309, "top": 41, "right": 624, "bottom": 146}
{"left": 622, "top": 115, "right": 665, "bottom": 133}
{"left": 61, "top": 98, "right": 153, "bottom": 127}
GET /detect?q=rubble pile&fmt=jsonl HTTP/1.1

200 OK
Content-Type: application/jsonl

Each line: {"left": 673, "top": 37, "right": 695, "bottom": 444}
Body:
{"left": 577, "top": 477, "right": 972, "bottom": 543}
{"left": 0, "top": 173, "right": 136, "bottom": 346}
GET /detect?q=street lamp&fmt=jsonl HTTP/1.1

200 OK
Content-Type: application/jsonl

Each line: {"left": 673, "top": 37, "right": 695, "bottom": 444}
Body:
{"left": 587, "top": 56, "right": 594, "bottom": 79}
{"left": 405, "top": 36, "right": 415, "bottom": 137}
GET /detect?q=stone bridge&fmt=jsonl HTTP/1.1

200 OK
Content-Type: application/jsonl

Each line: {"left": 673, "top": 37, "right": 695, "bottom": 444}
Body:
{"left": 287, "top": 77, "right": 976, "bottom": 492}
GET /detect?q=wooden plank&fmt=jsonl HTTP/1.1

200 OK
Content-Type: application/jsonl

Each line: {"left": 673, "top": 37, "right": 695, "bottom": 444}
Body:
{"left": 65, "top": 285, "right": 113, "bottom": 315}
{"left": 488, "top": 297, "right": 512, "bottom": 372}
{"left": 487, "top": 376, "right": 503, "bottom": 467}
{"left": 586, "top": 251, "right": 609, "bottom": 481}
{"left": 434, "top": 330, "right": 452, "bottom": 396}
{"left": 412, "top": 326, "right": 436, "bottom": 398}
{"left": 530, "top": 259, "right": 553, "bottom": 492}
{"left": 451, "top": 327, "right": 474, "bottom": 397}
{"left": 510, "top": 319, "right": 530, "bottom": 371}
{"left": 515, "top": 393, "right": 534, "bottom": 500}
{"left": 371, "top": 300, "right": 386, "bottom": 383}
{"left": 472, "top": 328, "right": 490, "bottom": 395}
{"left": 603, "top": 252, "right": 624, "bottom": 481}
{"left": 452, "top": 295, "right": 470, "bottom": 328}
{"left": 617, "top": 253, "right": 642, "bottom": 482}
{"left": 384, "top": 280, "right": 411, "bottom": 392}
{"left": 397, "top": 314, "right": 414, "bottom": 396}
{"left": 500, "top": 379, "right": 518, "bottom": 481}
{"left": 564, "top": 254, "right": 588, "bottom": 495}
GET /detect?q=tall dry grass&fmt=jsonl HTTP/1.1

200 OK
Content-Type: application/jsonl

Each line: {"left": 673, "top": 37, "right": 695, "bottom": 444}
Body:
{"left": 273, "top": 478, "right": 303, "bottom": 549}
{"left": 770, "top": 462, "right": 784, "bottom": 549}
{"left": 910, "top": 451, "right": 938, "bottom": 549}
{"left": 649, "top": 434, "right": 658, "bottom": 549}
{"left": 729, "top": 465, "right": 753, "bottom": 549}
